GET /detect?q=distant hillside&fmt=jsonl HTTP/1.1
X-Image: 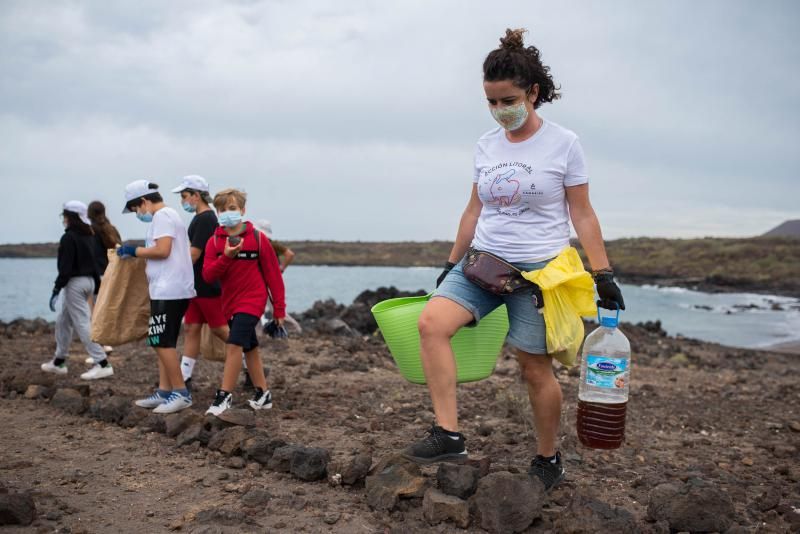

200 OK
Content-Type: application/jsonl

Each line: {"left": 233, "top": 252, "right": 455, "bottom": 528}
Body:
{"left": 762, "top": 220, "right": 800, "bottom": 238}
{"left": 1, "top": 237, "right": 799, "bottom": 296}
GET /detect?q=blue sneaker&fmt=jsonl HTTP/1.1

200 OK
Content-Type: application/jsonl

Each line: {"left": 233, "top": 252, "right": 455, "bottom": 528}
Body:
{"left": 135, "top": 390, "right": 168, "bottom": 409}
{"left": 153, "top": 391, "right": 192, "bottom": 414}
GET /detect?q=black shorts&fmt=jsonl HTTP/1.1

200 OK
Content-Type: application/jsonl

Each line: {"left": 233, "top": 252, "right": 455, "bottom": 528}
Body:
{"left": 227, "top": 313, "right": 260, "bottom": 352}
{"left": 146, "top": 299, "right": 190, "bottom": 349}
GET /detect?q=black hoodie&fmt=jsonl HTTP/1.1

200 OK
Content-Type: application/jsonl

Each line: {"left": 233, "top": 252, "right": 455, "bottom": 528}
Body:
{"left": 53, "top": 227, "right": 100, "bottom": 293}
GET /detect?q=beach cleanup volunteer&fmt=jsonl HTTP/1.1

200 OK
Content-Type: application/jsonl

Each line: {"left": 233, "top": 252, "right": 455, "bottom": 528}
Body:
{"left": 118, "top": 180, "right": 196, "bottom": 414}
{"left": 171, "top": 175, "right": 230, "bottom": 389}
{"left": 403, "top": 28, "right": 625, "bottom": 491}
{"left": 41, "top": 200, "right": 114, "bottom": 380}
{"left": 202, "top": 189, "right": 286, "bottom": 416}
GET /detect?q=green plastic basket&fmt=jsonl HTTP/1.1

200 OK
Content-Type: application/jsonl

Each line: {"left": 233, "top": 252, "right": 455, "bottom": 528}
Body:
{"left": 371, "top": 294, "right": 509, "bottom": 384}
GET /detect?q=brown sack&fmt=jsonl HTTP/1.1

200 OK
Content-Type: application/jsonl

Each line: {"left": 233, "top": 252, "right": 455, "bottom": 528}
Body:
{"left": 91, "top": 250, "right": 150, "bottom": 346}
{"left": 201, "top": 324, "right": 227, "bottom": 362}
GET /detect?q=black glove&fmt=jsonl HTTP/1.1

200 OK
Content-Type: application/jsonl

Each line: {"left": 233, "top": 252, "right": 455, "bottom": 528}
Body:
{"left": 436, "top": 261, "right": 456, "bottom": 288}
{"left": 49, "top": 291, "right": 59, "bottom": 312}
{"left": 264, "top": 319, "right": 288, "bottom": 339}
{"left": 594, "top": 272, "right": 625, "bottom": 310}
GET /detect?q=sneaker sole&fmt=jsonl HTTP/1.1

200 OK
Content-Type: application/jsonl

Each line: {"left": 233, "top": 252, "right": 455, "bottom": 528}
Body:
{"left": 81, "top": 369, "right": 114, "bottom": 380}
{"left": 153, "top": 402, "right": 192, "bottom": 414}
{"left": 401, "top": 452, "right": 469, "bottom": 465}
{"left": 248, "top": 401, "right": 272, "bottom": 411}
{"left": 41, "top": 368, "right": 68, "bottom": 376}
{"left": 135, "top": 402, "right": 163, "bottom": 409}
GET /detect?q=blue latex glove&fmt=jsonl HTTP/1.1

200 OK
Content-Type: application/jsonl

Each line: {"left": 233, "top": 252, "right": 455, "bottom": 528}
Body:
{"left": 117, "top": 245, "right": 137, "bottom": 258}
{"left": 49, "top": 291, "right": 59, "bottom": 312}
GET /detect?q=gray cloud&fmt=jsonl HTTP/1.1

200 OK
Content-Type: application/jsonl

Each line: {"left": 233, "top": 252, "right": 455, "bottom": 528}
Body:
{"left": 0, "top": 0, "right": 798, "bottom": 244}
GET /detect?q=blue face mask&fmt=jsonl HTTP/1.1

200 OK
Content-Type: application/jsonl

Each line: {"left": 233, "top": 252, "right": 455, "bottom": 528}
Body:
{"left": 182, "top": 202, "right": 196, "bottom": 213}
{"left": 218, "top": 210, "right": 242, "bottom": 228}
{"left": 136, "top": 211, "right": 153, "bottom": 223}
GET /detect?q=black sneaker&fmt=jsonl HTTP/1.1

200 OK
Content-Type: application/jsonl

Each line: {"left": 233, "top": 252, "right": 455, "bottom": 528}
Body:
{"left": 205, "top": 389, "right": 232, "bottom": 416}
{"left": 402, "top": 425, "right": 468, "bottom": 464}
{"left": 528, "top": 451, "right": 565, "bottom": 491}
{"left": 248, "top": 388, "right": 272, "bottom": 410}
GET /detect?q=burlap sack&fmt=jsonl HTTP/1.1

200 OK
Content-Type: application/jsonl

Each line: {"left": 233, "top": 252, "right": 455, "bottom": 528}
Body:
{"left": 200, "top": 324, "right": 227, "bottom": 362}
{"left": 91, "top": 250, "right": 150, "bottom": 346}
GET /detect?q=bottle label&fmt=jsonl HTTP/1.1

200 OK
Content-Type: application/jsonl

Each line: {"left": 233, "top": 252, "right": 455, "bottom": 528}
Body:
{"left": 585, "top": 355, "right": 628, "bottom": 389}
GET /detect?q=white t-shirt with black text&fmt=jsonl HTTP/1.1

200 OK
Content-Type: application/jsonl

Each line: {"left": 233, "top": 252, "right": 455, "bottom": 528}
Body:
{"left": 145, "top": 207, "right": 196, "bottom": 300}
{"left": 471, "top": 120, "right": 589, "bottom": 263}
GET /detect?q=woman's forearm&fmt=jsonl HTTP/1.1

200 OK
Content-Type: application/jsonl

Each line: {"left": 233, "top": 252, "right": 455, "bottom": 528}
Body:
{"left": 572, "top": 210, "right": 610, "bottom": 272}
{"left": 448, "top": 210, "right": 479, "bottom": 263}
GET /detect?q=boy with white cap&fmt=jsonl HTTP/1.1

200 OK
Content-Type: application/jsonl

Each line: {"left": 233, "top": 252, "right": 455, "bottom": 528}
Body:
{"left": 118, "top": 180, "right": 196, "bottom": 414}
{"left": 41, "top": 200, "right": 114, "bottom": 380}
{"left": 171, "top": 175, "right": 229, "bottom": 388}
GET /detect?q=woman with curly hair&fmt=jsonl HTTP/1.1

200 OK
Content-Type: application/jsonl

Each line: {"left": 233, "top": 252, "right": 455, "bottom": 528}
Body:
{"left": 402, "top": 29, "right": 625, "bottom": 490}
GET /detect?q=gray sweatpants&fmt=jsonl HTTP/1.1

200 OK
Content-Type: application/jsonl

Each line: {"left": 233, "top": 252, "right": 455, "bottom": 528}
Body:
{"left": 55, "top": 276, "right": 107, "bottom": 363}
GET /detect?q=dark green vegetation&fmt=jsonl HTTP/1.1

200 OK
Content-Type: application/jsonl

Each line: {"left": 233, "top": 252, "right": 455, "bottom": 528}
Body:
{"left": 2, "top": 237, "right": 798, "bottom": 296}
{"left": 601, "top": 237, "right": 800, "bottom": 296}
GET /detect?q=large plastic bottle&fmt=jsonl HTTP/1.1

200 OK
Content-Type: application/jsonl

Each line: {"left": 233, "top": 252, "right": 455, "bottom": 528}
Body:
{"left": 576, "top": 309, "right": 631, "bottom": 449}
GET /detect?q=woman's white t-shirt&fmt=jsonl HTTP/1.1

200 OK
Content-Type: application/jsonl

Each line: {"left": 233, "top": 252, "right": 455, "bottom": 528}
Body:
{"left": 145, "top": 207, "right": 197, "bottom": 300}
{"left": 471, "top": 120, "right": 588, "bottom": 263}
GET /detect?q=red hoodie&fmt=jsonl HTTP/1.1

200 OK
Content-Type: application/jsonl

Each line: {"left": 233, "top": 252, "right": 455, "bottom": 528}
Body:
{"left": 202, "top": 222, "right": 286, "bottom": 319}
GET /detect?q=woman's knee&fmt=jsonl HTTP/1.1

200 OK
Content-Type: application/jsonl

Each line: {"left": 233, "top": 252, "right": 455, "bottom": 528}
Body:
{"left": 418, "top": 311, "right": 453, "bottom": 341}
{"left": 518, "top": 353, "right": 556, "bottom": 387}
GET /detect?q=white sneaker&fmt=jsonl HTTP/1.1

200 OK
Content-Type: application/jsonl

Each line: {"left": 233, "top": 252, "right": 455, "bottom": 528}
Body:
{"left": 80, "top": 365, "right": 114, "bottom": 380}
{"left": 205, "top": 390, "right": 233, "bottom": 416}
{"left": 135, "top": 391, "right": 168, "bottom": 409}
{"left": 248, "top": 389, "right": 273, "bottom": 411}
{"left": 153, "top": 391, "right": 193, "bottom": 414}
{"left": 41, "top": 361, "right": 67, "bottom": 375}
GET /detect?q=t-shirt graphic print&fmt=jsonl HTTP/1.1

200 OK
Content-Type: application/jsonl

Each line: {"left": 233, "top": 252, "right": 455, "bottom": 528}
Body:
{"left": 471, "top": 120, "right": 589, "bottom": 263}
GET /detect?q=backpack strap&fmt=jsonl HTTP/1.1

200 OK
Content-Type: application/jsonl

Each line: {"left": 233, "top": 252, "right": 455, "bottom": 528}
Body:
{"left": 253, "top": 228, "right": 264, "bottom": 277}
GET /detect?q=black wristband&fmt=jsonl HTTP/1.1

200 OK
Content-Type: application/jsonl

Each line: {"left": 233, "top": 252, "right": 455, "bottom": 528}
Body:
{"left": 444, "top": 261, "right": 456, "bottom": 270}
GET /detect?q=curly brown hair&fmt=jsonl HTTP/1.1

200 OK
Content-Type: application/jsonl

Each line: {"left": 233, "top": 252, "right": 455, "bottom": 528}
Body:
{"left": 483, "top": 28, "right": 561, "bottom": 109}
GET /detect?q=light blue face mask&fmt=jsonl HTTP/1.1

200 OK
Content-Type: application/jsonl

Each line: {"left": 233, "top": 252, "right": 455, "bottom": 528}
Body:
{"left": 218, "top": 210, "right": 242, "bottom": 228}
{"left": 136, "top": 211, "right": 153, "bottom": 223}
{"left": 182, "top": 202, "right": 196, "bottom": 214}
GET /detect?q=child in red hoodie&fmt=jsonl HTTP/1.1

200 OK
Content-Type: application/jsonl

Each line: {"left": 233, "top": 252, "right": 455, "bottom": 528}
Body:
{"left": 202, "top": 188, "right": 286, "bottom": 415}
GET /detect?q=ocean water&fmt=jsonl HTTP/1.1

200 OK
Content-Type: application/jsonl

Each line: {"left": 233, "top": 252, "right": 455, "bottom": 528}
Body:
{"left": 1, "top": 258, "right": 799, "bottom": 350}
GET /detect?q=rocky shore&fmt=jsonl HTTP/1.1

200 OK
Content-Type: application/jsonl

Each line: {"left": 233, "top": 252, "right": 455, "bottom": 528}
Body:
{"left": 0, "top": 290, "right": 798, "bottom": 532}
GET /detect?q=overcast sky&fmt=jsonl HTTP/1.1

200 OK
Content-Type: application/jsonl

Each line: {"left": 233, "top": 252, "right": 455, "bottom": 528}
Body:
{"left": 1, "top": 0, "right": 798, "bottom": 244}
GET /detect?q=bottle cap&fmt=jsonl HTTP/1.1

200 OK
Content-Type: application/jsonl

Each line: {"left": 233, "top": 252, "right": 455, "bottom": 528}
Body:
{"left": 600, "top": 316, "right": 618, "bottom": 328}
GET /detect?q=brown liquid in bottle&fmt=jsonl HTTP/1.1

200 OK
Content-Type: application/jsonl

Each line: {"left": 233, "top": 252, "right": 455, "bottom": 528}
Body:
{"left": 576, "top": 400, "right": 627, "bottom": 449}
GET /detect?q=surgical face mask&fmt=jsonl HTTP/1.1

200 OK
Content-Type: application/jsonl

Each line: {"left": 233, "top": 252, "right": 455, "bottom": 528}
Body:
{"left": 218, "top": 210, "right": 242, "bottom": 228}
{"left": 182, "top": 202, "right": 196, "bottom": 214}
{"left": 490, "top": 101, "right": 529, "bottom": 131}
{"left": 136, "top": 210, "right": 153, "bottom": 223}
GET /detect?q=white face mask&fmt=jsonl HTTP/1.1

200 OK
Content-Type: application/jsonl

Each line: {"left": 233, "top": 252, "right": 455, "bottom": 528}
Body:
{"left": 491, "top": 101, "right": 529, "bottom": 131}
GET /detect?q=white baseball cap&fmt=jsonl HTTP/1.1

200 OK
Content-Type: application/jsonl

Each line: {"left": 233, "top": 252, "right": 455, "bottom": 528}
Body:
{"left": 171, "top": 175, "right": 209, "bottom": 194}
{"left": 122, "top": 179, "right": 158, "bottom": 213}
{"left": 254, "top": 219, "right": 273, "bottom": 238}
{"left": 63, "top": 200, "right": 91, "bottom": 225}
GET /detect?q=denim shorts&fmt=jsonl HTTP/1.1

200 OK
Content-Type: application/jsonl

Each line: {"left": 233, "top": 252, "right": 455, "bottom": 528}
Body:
{"left": 433, "top": 256, "right": 551, "bottom": 355}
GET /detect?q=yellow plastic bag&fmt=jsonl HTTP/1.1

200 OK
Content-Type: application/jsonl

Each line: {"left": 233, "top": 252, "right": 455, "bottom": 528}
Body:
{"left": 522, "top": 247, "right": 597, "bottom": 367}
